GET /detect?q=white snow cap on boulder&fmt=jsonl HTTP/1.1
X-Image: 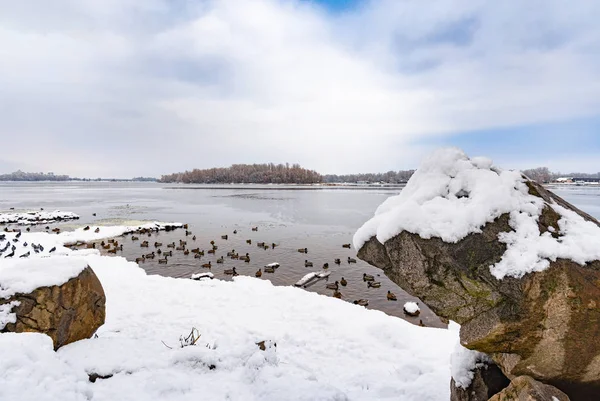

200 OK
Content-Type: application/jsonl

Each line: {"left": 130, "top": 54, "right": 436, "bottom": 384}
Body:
{"left": 354, "top": 147, "right": 600, "bottom": 279}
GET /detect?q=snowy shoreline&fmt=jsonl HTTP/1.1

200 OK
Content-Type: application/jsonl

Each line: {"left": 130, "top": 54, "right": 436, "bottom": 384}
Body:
{"left": 0, "top": 210, "right": 79, "bottom": 225}
{"left": 0, "top": 226, "right": 458, "bottom": 400}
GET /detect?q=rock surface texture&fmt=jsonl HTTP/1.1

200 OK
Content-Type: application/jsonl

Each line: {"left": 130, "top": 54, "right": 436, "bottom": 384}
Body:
{"left": 488, "top": 375, "right": 570, "bottom": 401}
{"left": 358, "top": 180, "right": 600, "bottom": 400}
{"left": 451, "top": 362, "right": 511, "bottom": 401}
{"left": 0, "top": 266, "right": 105, "bottom": 349}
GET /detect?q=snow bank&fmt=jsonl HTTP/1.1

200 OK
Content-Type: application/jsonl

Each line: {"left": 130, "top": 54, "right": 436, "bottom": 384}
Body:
{"left": 0, "top": 301, "right": 20, "bottom": 330}
{"left": 0, "top": 210, "right": 79, "bottom": 225}
{"left": 1, "top": 244, "right": 457, "bottom": 401}
{"left": 354, "top": 147, "right": 600, "bottom": 279}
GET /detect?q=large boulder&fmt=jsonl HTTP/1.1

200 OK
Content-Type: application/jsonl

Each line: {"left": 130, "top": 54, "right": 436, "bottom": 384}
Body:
{"left": 355, "top": 149, "right": 600, "bottom": 400}
{"left": 1, "top": 266, "right": 105, "bottom": 349}
{"left": 488, "top": 376, "right": 570, "bottom": 401}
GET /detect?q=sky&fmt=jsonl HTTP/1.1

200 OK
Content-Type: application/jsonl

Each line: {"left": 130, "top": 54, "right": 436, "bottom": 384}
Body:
{"left": 1, "top": 0, "right": 599, "bottom": 178}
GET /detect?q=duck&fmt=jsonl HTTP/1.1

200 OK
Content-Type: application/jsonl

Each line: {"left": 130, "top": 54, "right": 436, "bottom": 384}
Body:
{"left": 192, "top": 235, "right": 197, "bottom": 241}
{"left": 271, "top": 243, "right": 277, "bottom": 249}
{"left": 49, "top": 247, "right": 56, "bottom": 253}
{"left": 179, "top": 240, "right": 187, "bottom": 246}
{"left": 103, "top": 244, "right": 112, "bottom": 250}
{"left": 202, "top": 261, "right": 212, "bottom": 269}
{"left": 19, "top": 251, "right": 30, "bottom": 258}
{"left": 207, "top": 249, "right": 216, "bottom": 254}
{"left": 323, "top": 263, "right": 329, "bottom": 269}
{"left": 108, "top": 239, "right": 115, "bottom": 244}
{"left": 257, "top": 242, "right": 265, "bottom": 247}
{"left": 184, "top": 249, "right": 190, "bottom": 256}
{"left": 25, "top": 227, "right": 30, "bottom": 232}
{"left": 94, "top": 227, "right": 100, "bottom": 233}
{"left": 233, "top": 230, "right": 237, "bottom": 234}
{"left": 353, "top": 299, "right": 369, "bottom": 307}
{"left": 342, "top": 243, "right": 351, "bottom": 248}
{"left": 164, "top": 250, "right": 173, "bottom": 257}
{"left": 340, "top": 277, "right": 347, "bottom": 286}
{"left": 240, "top": 253, "right": 250, "bottom": 263}
{"left": 92, "top": 213, "right": 97, "bottom": 216}
{"left": 264, "top": 266, "right": 276, "bottom": 273}
{"left": 140, "top": 241, "right": 149, "bottom": 248}
{"left": 255, "top": 269, "right": 262, "bottom": 278}
{"left": 167, "top": 242, "right": 176, "bottom": 248}
{"left": 216, "top": 256, "right": 224, "bottom": 264}
{"left": 131, "top": 236, "right": 139, "bottom": 241}
{"left": 334, "top": 258, "right": 341, "bottom": 265}
{"left": 262, "top": 244, "right": 269, "bottom": 250}
{"left": 192, "top": 248, "right": 201, "bottom": 254}
{"left": 251, "top": 227, "right": 258, "bottom": 231}
{"left": 367, "top": 281, "right": 381, "bottom": 288}
{"left": 185, "top": 230, "right": 192, "bottom": 236}
{"left": 419, "top": 320, "right": 426, "bottom": 327}
{"left": 154, "top": 242, "right": 162, "bottom": 247}
{"left": 86, "top": 243, "right": 96, "bottom": 249}
{"left": 224, "top": 267, "right": 238, "bottom": 276}
{"left": 158, "top": 256, "right": 168, "bottom": 264}
{"left": 194, "top": 252, "right": 203, "bottom": 259}
{"left": 147, "top": 232, "right": 152, "bottom": 237}
{"left": 176, "top": 245, "right": 185, "bottom": 251}
{"left": 108, "top": 248, "right": 117, "bottom": 254}
{"left": 145, "top": 252, "right": 155, "bottom": 259}
{"left": 221, "top": 235, "right": 228, "bottom": 240}
{"left": 230, "top": 253, "right": 239, "bottom": 259}
{"left": 183, "top": 224, "right": 188, "bottom": 229}
{"left": 246, "top": 239, "right": 252, "bottom": 245}
{"left": 326, "top": 281, "right": 339, "bottom": 290}
{"left": 333, "top": 290, "right": 342, "bottom": 299}
{"left": 304, "top": 260, "right": 313, "bottom": 267}
{"left": 226, "top": 249, "right": 236, "bottom": 257}
{"left": 210, "top": 240, "right": 215, "bottom": 245}
{"left": 135, "top": 256, "right": 145, "bottom": 263}
{"left": 83, "top": 226, "right": 90, "bottom": 231}
{"left": 363, "top": 273, "right": 374, "bottom": 282}
{"left": 297, "top": 248, "right": 308, "bottom": 253}
{"left": 157, "top": 248, "right": 162, "bottom": 255}
{"left": 387, "top": 290, "right": 397, "bottom": 301}
{"left": 347, "top": 257, "right": 357, "bottom": 263}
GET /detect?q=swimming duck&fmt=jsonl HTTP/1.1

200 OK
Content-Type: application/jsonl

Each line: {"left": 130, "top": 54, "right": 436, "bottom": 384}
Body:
{"left": 353, "top": 299, "right": 368, "bottom": 307}
{"left": 167, "top": 242, "right": 176, "bottom": 248}
{"left": 323, "top": 263, "right": 329, "bottom": 269}
{"left": 192, "top": 235, "right": 197, "bottom": 241}
{"left": 158, "top": 256, "right": 168, "bottom": 264}
{"left": 207, "top": 249, "right": 216, "bottom": 254}
{"left": 326, "top": 281, "right": 339, "bottom": 290}
{"left": 210, "top": 240, "right": 215, "bottom": 245}
{"left": 140, "top": 241, "right": 149, "bottom": 248}
{"left": 340, "top": 277, "right": 347, "bottom": 286}
{"left": 252, "top": 227, "right": 258, "bottom": 231}
{"left": 367, "top": 281, "right": 381, "bottom": 288}
{"left": 86, "top": 243, "right": 96, "bottom": 249}
{"left": 194, "top": 252, "right": 202, "bottom": 259}
{"left": 255, "top": 269, "right": 262, "bottom": 277}
{"left": 342, "top": 243, "right": 351, "bottom": 248}
{"left": 363, "top": 273, "right": 374, "bottom": 282}
{"left": 179, "top": 240, "right": 187, "bottom": 246}
{"left": 333, "top": 290, "right": 342, "bottom": 299}
{"left": 226, "top": 249, "right": 236, "bottom": 257}
{"left": 202, "top": 261, "right": 212, "bottom": 269}
{"left": 334, "top": 258, "right": 341, "bottom": 265}
{"left": 183, "top": 224, "right": 188, "bottom": 229}
{"left": 264, "top": 266, "right": 276, "bottom": 273}
{"left": 154, "top": 242, "right": 162, "bottom": 247}
{"left": 257, "top": 242, "right": 265, "bottom": 247}
{"left": 157, "top": 248, "right": 162, "bottom": 255}
{"left": 387, "top": 291, "right": 397, "bottom": 301}
{"left": 131, "top": 236, "right": 139, "bottom": 241}
{"left": 184, "top": 249, "right": 190, "bottom": 255}
{"left": 176, "top": 245, "right": 185, "bottom": 251}
{"left": 217, "top": 256, "right": 224, "bottom": 263}
{"left": 240, "top": 253, "right": 250, "bottom": 263}
{"left": 304, "top": 260, "right": 313, "bottom": 267}
{"left": 135, "top": 256, "right": 145, "bottom": 263}
{"left": 108, "top": 248, "right": 117, "bottom": 254}
{"left": 419, "top": 320, "right": 426, "bottom": 327}
{"left": 347, "top": 257, "right": 357, "bottom": 263}
{"left": 164, "top": 250, "right": 173, "bottom": 257}
{"left": 224, "top": 267, "right": 238, "bottom": 276}
{"left": 233, "top": 230, "right": 237, "bottom": 234}
{"left": 263, "top": 244, "right": 269, "bottom": 250}
{"left": 271, "top": 243, "right": 277, "bottom": 249}
{"left": 145, "top": 252, "right": 155, "bottom": 259}
{"left": 246, "top": 239, "right": 252, "bottom": 245}
{"left": 297, "top": 248, "right": 308, "bottom": 253}
{"left": 221, "top": 235, "right": 228, "bottom": 240}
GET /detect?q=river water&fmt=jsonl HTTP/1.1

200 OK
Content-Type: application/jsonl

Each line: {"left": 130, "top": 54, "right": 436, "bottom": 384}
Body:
{"left": 1, "top": 182, "right": 599, "bottom": 328}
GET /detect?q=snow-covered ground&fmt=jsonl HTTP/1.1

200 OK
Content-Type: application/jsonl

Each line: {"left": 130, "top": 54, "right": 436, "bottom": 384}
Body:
{"left": 354, "top": 147, "right": 600, "bottom": 279}
{"left": 0, "top": 210, "right": 79, "bottom": 225}
{"left": 1, "top": 228, "right": 458, "bottom": 401}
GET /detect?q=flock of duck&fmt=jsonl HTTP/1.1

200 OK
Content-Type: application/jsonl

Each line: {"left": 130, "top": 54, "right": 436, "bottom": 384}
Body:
{"left": 108, "top": 225, "right": 401, "bottom": 307}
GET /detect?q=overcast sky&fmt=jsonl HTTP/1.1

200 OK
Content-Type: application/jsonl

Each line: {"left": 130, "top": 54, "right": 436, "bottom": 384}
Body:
{"left": 1, "top": 0, "right": 599, "bottom": 178}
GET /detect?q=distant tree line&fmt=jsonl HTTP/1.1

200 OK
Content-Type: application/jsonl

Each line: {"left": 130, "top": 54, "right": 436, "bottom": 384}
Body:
{"left": 159, "top": 163, "right": 322, "bottom": 184}
{"left": 0, "top": 170, "right": 70, "bottom": 181}
{"left": 522, "top": 167, "right": 600, "bottom": 184}
{"left": 323, "top": 170, "right": 415, "bottom": 184}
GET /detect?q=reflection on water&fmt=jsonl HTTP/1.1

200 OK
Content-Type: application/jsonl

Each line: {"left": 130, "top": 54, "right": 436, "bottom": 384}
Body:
{"left": 3, "top": 182, "right": 599, "bottom": 328}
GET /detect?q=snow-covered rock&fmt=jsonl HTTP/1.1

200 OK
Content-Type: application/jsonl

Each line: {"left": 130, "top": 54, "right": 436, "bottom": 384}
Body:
{"left": 403, "top": 302, "right": 420, "bottom": 316}
{"left": 355, "top": 148, "right": 600, "bottom": 399}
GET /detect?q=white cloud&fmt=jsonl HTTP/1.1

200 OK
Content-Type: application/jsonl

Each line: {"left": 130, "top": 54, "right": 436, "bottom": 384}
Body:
{"left": 0, "top": 0, "right": 599, "bottom": 177}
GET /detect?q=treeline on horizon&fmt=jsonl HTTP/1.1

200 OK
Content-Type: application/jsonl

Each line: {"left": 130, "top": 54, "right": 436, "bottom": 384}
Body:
{"left": 159, "top": 163, "right": 322, "bottom": 184}
{"left": 522, "top": 167, "right": 600, "bottom": 184}
{"left": 0, "top": 170, "right": 157, "bottom": 182}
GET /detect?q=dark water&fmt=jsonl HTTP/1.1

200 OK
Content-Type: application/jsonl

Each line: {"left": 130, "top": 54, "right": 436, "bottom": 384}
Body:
{"left": 2, "top": 182, "right": 599, "bottom": 328}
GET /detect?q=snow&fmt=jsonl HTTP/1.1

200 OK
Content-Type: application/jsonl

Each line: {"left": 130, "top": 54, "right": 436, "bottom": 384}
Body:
{"left": 354, "top": 147, "right": 600, "bottom": 279}
{"left": 0, "top": 301, "right": 20, "bottom": 330}
{"left": 0, "top": 229, "right": 458, "bottom": 401}
{"left": 0, "top": 257, "right": 89, "bottom": 299}
{"left": 0, "top": 210, "right": 79, "bottom": 225}
{"left": 449, "top": 322, "right": 491, "bottom": 389}
{"left": 403, "top": 302, "right": 420, "bottom": 314}
{"left": 190, "top": 272, "right": 214, "bottom": 280}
